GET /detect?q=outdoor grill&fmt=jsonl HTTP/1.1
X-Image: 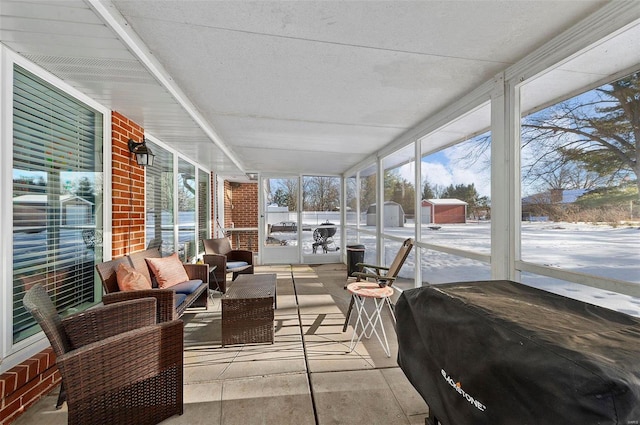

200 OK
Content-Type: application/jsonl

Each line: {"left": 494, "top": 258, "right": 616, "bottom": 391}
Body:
{"left": 396, "top": 280, "right": 640, "bottom": 425}
{"left": 312, "top": 221, "right": 338, "bottom": 254}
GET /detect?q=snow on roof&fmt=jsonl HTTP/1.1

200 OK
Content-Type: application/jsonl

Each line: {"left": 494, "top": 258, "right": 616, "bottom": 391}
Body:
{"left": 423, "top": 198, "right": 468, "bottom": 206}
{"left": 13, "top": 194, "right": 92, "bottom": 204}
{"left": 367, "top": 201, "right": 401, "bottom": 206}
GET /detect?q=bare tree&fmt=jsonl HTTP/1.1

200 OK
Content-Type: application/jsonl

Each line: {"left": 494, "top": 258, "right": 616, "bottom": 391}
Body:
{"left": 282, "top": 178, "right": 299, "bottom": 211}
{"left": 303, "top": 176, "right": 340, "bottom": 211}
{"left": 523, "top": 150, "right": 615, "bottom": 194}
{"left": 522, "top": 71, "right": 639, "bottom": 199}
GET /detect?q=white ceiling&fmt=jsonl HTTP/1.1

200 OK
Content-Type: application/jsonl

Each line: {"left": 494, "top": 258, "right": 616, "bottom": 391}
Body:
{"left": 0, "top": 0, "right": 622, "bottom": 180}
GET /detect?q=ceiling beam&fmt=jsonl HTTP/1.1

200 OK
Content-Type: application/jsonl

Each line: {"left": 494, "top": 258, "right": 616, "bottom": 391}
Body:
{"left": 86, "top": 0, "right": 246, "bottom": 174}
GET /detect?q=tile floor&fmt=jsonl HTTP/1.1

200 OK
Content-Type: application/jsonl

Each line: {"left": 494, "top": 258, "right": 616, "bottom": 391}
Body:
{"left": 13, "top": 264, "right": 429, "bottom": 425}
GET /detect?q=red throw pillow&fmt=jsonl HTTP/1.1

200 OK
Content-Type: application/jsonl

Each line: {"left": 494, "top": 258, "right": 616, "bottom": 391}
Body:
{"left": 116, "top": 263, "right": 152, "bottom": 291}
{"left": 145, "top": 253, "right": 189, "bottom": 288}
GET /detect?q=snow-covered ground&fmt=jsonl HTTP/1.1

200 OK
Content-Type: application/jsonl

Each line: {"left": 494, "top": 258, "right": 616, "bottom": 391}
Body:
{"left": 300, "top": 220, "right": 640, "bottom": 317}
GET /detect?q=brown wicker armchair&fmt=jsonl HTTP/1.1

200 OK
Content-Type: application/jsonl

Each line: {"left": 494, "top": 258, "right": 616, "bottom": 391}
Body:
{"left": 203, "top": 237, "right": 254, "bottom": 293}
{"left": 23, "top": 284, "right": 184, "bottom": 425}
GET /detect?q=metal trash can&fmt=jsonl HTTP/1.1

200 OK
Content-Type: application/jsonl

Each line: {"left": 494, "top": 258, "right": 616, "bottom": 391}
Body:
{"left": 346, "top": 244, "right": 365, "bottom": 277}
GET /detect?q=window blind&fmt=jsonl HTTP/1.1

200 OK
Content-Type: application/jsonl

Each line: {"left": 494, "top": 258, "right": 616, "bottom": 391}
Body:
{"left": 12, "top": 65, "right": 103, "bottom": 343}
{"left": 145, "top": 141, "right": 174, "bottom": 255}
{"left": 198, "top": 169, "right": 210, "bottom": 253}
{"left": 177, "top": 158, "right": 196, "bottom": 262}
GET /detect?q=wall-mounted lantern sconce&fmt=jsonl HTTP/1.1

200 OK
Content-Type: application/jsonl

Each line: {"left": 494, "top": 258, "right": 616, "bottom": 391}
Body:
{"left": 128, "top": 138, "right": 155, "bottom": 167}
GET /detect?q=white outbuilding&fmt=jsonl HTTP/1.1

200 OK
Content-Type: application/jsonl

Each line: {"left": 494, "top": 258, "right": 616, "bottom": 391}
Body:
{"left": 366, "top": 201, "right": 405, "bottom": 227}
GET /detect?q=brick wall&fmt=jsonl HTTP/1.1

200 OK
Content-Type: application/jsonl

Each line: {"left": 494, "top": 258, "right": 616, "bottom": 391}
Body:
{"left": 224, "top": 182, "right": 259, "bottom": 251}
{"left": 0, "top": 348, "right": 58, "bottom": 425}
{"left": 111, "top": 111, "right": 146, "bottom": 256}
{"left": 0, "top": 112, "right": 147, "bottom": 424}
{"left": 230, "top": 183, "right": 258, "bottom": 228}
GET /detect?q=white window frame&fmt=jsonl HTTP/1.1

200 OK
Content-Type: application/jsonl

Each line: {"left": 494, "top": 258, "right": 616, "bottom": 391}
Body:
{"left": 0, "top": 46, "right": 112, "bottom": 373}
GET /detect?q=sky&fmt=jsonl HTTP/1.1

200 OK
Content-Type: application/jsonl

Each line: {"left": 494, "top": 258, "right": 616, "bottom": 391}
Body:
{"left": 396, "top": 140, "right": 492, "bottom": 199}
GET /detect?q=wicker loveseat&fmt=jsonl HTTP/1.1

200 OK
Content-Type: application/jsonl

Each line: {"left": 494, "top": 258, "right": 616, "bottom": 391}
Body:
{"left": 96, "top": 248, "right": 209, "bottom": 322}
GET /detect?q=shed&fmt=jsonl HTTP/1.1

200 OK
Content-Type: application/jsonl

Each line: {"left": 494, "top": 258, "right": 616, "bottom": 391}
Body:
{"left": 13, "top": 194, "right": 94, "bottom": 228}
{"left": 366, "top": 201, "right": 405, "bottom": 227}
{"left": 421, "top": 198, "right": 467, "bottom": 224}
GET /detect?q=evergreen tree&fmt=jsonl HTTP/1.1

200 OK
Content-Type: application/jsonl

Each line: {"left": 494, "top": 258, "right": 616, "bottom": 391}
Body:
{"left": 422, "top": 181, "right": 435, "bottom": 200}
{"left": 75, "top": 176, "right": 95, "bottom": 205}
{"left": 272, "top": 188, "right": 288, "bottom": 207}
{"left": 441, "top": 183, "right": 489, "bottom": 219}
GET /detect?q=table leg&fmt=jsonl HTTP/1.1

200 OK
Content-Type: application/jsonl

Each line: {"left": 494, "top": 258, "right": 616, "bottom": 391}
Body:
{"left": 348, "top": 295, "right": 391, "bottom": 357}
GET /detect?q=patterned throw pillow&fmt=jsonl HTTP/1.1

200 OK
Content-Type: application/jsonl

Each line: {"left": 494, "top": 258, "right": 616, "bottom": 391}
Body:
{"left": 145, "top": 253, "right": 189, "bottom": 288}
{"left": 116, "top": 263, "right": 152, "bottom": 291}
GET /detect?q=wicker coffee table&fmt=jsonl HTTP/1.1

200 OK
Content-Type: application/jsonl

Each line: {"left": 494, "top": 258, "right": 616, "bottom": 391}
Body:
{"left": 221, "top": 273, "right": 277, "bottom": 347}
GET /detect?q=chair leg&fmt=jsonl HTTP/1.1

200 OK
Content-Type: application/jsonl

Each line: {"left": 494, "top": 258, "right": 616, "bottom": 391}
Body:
{"left": 342, "top": 295, "right": 354, "bottom": 332}
{"left": 55, "top": 382, "right": 66, "bottom": 409}
{"left": 208, "top": 270, "right": 221, "bottom": 304}
{"left": 210, "top": 270, "right": 220, "bottom": 292}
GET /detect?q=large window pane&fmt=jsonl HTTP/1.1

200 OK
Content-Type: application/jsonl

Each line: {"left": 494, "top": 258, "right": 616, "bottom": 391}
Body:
{"left": 302, "top": 176, "right": 341, "bottom": 255}
{"left": 359, "top": 164, "right": 376, "bottom": 227}
{"left": 520, "top": 70, "right": 640, "bottom": 285}
{"left": 12, "top": 65, "right": 103, "bottom": 343}
{"left": 382, "top": 144, "right": 414, "bottom": 237}
{"left": 265, "top": 177, "right": 299, "bottom": 247}
{"left": 345, "top": 174, "right": 357, "bottom": 226}
{"left": 146, "top": 142, "right": 174, "bottom": 256}
{"left": 177, "top": 159, "right": 196, "bottom": 262}
{"left": 413, "top": 103, "right": 492, "bottom": 286}
{"left": 198, "top": 169, "right": 210, "bottom": 254}
{"left": 420, "top": 132, "right": 491, "bottom": 254}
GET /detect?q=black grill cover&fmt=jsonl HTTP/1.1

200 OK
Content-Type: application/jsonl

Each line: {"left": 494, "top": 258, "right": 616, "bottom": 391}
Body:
{"left": 396, "top": 280, "right": 640, "bottom": 425}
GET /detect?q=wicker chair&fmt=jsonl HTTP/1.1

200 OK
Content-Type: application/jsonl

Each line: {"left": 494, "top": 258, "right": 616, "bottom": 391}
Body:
{"left": 23, "top": 284, "right": 184, "bottom": 425}
{"left": 203, "top": 237, "right": 254, "bottom": 293}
